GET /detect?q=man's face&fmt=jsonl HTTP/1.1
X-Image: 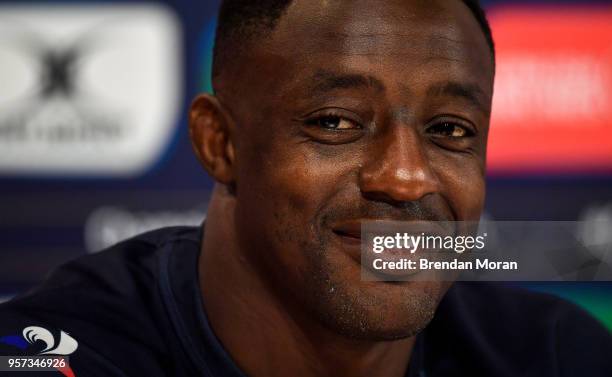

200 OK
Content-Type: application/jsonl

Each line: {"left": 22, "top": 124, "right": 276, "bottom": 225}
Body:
{"left": 221, "top": 0, "right": 493, "bottom": 339}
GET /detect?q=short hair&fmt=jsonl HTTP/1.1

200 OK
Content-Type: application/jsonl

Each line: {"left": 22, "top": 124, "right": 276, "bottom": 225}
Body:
{"left": 212, "top": 0, "right": 495, "bottom": 84}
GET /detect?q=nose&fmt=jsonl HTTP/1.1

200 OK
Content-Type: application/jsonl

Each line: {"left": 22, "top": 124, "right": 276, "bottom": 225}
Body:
{"left": 359, "top": 126, "right": 440, "bottom": 205}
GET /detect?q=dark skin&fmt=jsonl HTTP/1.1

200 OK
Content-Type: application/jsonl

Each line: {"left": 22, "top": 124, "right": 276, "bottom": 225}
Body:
{"left": 190, "top": 0, "right": 494, "bottom": 376}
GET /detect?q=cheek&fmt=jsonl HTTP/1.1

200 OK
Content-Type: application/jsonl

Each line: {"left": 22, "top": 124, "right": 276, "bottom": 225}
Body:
{"left": 233, "top": 136, "right": 356, "bottom": 290}
{"left": 235, "top": 134, "right": 352, "bottom": 240}
{"left": 434, "top": 156, "right": 485, "bottom": 221}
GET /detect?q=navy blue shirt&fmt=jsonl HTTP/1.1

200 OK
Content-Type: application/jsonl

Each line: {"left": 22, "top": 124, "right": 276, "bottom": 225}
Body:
{"left": 0, "top": 226, "right": 611, "bottom": 376}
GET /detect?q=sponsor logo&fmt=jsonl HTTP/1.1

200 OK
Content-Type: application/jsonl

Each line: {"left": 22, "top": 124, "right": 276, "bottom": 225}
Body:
{"left": 488, "top": 7, "right": 612, "bottom": 173}
{"left": 1, "top": 325, "right": 78, "bottom": 376}
{"left": 0, "top": 4, "right": 182, "bottom": 176}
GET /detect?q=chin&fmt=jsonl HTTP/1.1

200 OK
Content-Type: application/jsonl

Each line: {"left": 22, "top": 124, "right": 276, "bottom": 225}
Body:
{"left": 306, "top": 276, "right": 444, "bottom": 341}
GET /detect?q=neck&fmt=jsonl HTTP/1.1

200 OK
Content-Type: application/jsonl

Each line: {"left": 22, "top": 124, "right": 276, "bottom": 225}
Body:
{"left": 199, "top": 185, "right": 415, "bottom": 377}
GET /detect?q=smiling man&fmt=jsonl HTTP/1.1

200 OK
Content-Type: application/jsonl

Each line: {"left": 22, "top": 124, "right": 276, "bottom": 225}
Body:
{"left": 1, "top": 1, "right": 611, "bottom": 376}
{"left": 196, "top": 0, "right": 492, "bottom": 366}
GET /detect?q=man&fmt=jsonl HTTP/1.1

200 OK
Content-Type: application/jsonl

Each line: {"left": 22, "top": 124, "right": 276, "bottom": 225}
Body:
{"left": 1, "top": 1, "right": 611, "bottom": 376}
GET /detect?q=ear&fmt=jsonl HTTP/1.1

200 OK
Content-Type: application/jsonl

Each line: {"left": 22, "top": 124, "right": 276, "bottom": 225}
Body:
{"left": 189, "top": 94, "right": 236, "bottom": 185}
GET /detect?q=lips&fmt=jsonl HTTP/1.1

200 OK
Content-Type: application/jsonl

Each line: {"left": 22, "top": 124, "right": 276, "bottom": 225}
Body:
{"left": 332, "top": 220, "right": 362, "bottom": 243}
{"left": 331, "top": 219, "right": 418, "bottom": 271}
{"left": 331, "top": 219, "right": 452, "bottom": 279}
{"left": 332, "top": 219, "right": 450, "bottom": 239}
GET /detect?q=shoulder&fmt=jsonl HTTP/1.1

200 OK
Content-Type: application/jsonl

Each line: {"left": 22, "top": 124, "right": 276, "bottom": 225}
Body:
{"left": 0, "top": 226, "right": 201, "bottom": 376}
{"left": 427, "top": 282, "right": 612, "bottom": 376}
{"left": 3, "top": 226, "right": 200, "bottom": 307}
{"left": 443, "top": 282, "right": 610, "bottom": 336}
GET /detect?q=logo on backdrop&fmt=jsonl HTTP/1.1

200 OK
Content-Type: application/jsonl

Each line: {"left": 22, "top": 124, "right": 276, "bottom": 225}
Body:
{"left": 488, "top": 7, "right": 612, "bottom": 173}
{"left": 0, "top": 4, "right": 182, "bottom": 176}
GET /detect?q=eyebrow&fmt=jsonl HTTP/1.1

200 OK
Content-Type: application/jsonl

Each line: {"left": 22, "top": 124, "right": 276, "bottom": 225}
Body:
{"left": 427, "top": 81, "right": 490, "bottom": 115}
{"left": 306, "top": 71, "right": 490, "bottom": 114}
{"left": 309, "top": 70, "right": 386, "bottom": 94}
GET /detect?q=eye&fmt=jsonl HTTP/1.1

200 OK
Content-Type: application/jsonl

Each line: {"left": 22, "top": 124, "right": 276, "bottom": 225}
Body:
{"left": 426, "top": 121, "right": 473, "bottom": 138}
{"left": 306, "top": 115, "right": 361, "bottom": 130}
{"left": 296, "top": 109, "right": 365, "bottom": 145}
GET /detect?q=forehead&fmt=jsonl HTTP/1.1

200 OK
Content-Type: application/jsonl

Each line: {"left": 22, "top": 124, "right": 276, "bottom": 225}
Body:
{"left": 244, "top": 0, "right": 493, "bottom": 101}
{"left": 275, "top": 0, "right": 479, "bottom": 55}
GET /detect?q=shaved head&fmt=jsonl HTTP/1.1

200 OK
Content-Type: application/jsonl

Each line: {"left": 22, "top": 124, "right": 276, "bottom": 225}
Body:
{"left": 212, "top": 0, "right": 495, "bottom": 91}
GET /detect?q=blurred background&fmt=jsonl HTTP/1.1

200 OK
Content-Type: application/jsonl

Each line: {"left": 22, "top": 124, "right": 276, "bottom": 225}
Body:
{"left": 0, "top": 0, "right": 611, "bottom": 331}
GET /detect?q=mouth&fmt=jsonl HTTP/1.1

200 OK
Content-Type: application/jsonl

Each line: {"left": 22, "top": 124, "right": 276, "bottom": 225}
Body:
{"left": 330, "top": 221, "right": 363, "bottom": 265}
{"left": 332, "top": 224, "right": 362, "bottom": 243}
{"left": 330, "top": 219, "right": 449, "bottom": 279}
